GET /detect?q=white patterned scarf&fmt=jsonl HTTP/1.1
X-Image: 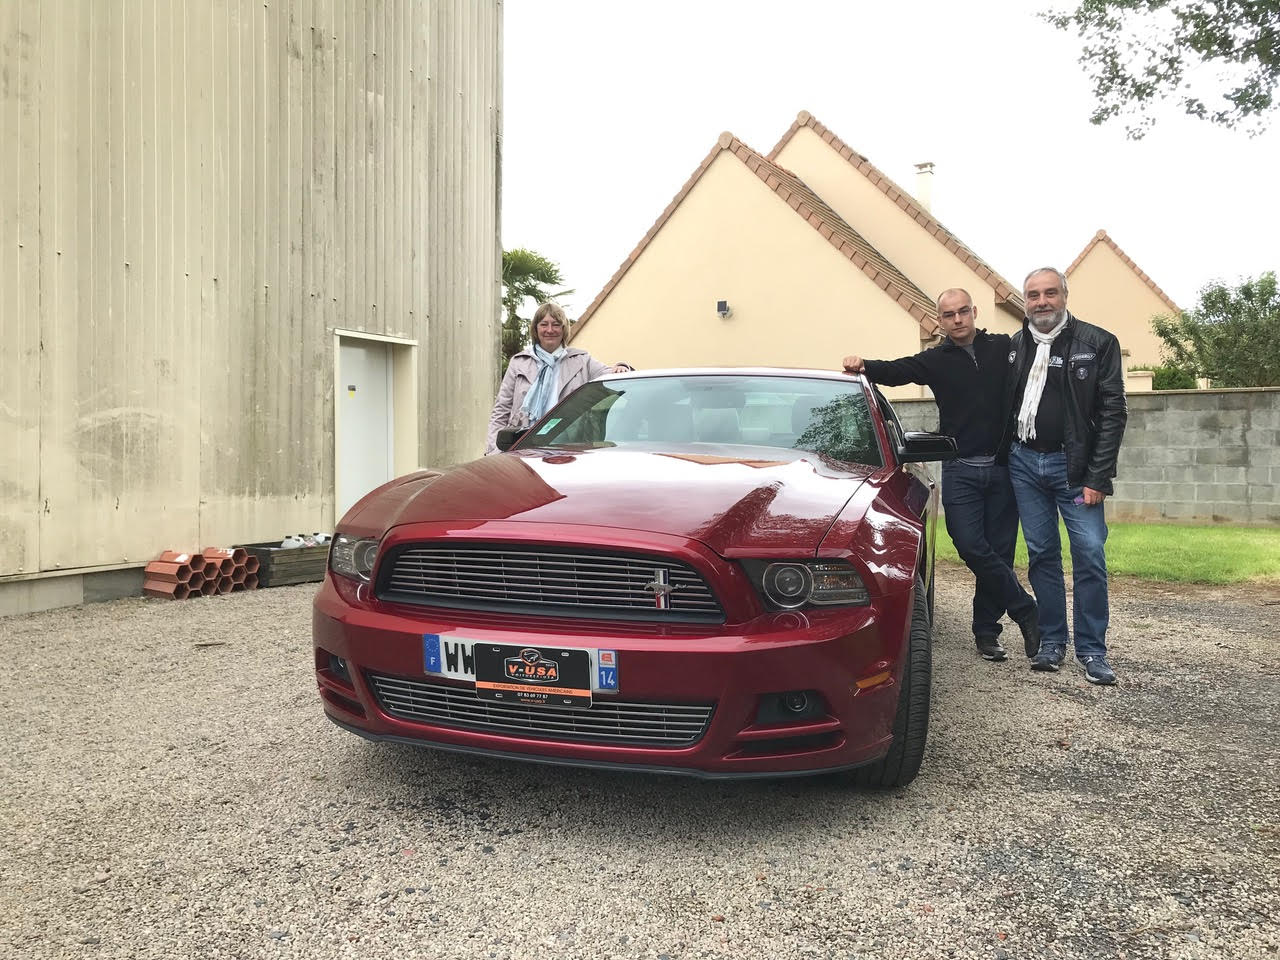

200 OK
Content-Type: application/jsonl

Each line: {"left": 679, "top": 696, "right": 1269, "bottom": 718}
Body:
{"left": 1015, "top": 315, "right": 1068, "bottom": 442}
{"left": 520, "top": 344, "right": 566, "bottom": 423}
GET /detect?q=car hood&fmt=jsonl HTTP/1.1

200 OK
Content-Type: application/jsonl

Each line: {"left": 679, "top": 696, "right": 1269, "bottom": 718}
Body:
{"left": 374, "top": 448, "right": 875, "bottom": 556}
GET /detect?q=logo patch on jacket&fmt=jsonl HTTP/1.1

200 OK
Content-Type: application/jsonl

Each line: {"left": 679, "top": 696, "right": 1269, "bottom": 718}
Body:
{"left": 1076, "top": 366, "right": 1090, "bottom": 379}
{"left": 1008, "top": 350, "right": 1017, "bottom": 364}
{"left": 1071, "top": 352, "right": 1096, "bottom": 361}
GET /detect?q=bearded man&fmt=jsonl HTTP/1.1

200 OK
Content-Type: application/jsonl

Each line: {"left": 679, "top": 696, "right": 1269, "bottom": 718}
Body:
{"left": 1004, "top": 267, "right": 1127, "bottom": 685}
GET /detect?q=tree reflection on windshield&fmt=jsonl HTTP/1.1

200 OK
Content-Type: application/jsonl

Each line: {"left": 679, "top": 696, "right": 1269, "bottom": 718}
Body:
{"left": 794, "top": 394, "right": 879, "bottom": 466}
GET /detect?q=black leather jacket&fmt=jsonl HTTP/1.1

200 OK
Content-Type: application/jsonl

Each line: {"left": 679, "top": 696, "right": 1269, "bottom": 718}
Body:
{"left": 1000, "top": 313, "right": 1128, "bottom": 494}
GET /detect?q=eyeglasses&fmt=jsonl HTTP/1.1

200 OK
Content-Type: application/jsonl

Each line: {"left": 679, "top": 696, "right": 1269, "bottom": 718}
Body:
{"left": 939, "top": 306, "right": 973, "bottom": 321}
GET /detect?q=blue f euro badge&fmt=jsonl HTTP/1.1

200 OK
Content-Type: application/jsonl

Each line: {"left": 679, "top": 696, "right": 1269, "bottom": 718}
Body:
{"left": 423, "top": 634, "right": 443, "bottom": 674}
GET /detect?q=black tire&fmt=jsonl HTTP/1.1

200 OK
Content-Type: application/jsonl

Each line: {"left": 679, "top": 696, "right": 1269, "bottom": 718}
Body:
{"left": 925, "top": 559, "right": 936, "bottom": 629}
{"left": 847, "top": 574, "right": 933, "bottom": 789}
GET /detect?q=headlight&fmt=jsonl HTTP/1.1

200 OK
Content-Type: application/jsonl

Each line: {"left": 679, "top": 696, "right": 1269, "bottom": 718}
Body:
{"left": 752, "top": 559, "right": 870, "bottom": 609}
{"left": 763, "top": 563, "right": 813, "bottom": 609}
{"left": 329, "top": 533, "right": 380, "bottom": 582}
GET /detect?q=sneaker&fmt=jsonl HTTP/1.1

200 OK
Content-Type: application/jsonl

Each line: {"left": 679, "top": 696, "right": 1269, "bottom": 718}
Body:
{"left": 1015, "top": 608, "right": 1041, "bottom": 658}
{"left": 975, "top": 636, "right": 1008, "bottom": 662}
{"left": 1030, "top": 645, "right": 1066, "bottom": 672}
{"left": 1081, "top": 656, "right": 1117, "bottom": 686}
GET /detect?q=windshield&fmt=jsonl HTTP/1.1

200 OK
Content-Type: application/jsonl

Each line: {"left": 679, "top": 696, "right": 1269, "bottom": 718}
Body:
{"left": 519, "top": 375, "right": 883, "bottom": 467}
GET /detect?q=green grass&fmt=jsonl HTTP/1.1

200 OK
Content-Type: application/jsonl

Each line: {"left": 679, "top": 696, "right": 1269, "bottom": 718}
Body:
{"left": 934, "top": 520, "right": 1280, "bottom": 584}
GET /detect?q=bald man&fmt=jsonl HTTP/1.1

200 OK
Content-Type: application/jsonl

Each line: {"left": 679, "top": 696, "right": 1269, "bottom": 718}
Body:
{"left": 844, "top": 288, "right": 1039, "bottom": 663}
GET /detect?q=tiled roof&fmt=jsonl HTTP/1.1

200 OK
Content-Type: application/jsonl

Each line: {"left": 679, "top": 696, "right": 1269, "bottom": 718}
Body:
{"left": 571, "top": 132, "right": 939, "bottom": 342}
{"left": 1066, "top": 229, "right": 1180, "bottom": 313}
{"left": 768, "top": 110, "right": 1026, "bottom": 319}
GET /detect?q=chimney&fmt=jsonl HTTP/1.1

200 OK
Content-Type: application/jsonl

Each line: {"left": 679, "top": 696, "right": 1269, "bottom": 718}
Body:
{"left": 914, "top": 161, "right": 935, "bottom": 212}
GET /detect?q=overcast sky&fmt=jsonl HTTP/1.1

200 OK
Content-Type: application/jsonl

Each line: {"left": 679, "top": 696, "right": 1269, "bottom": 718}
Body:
{"left": 502, "top": 0, "right": 1279, "bottom": 320}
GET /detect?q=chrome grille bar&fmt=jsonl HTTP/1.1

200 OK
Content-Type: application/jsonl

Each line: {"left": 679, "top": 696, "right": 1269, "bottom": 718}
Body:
{"left": 367, "top": 673, "right": 714, "bottom": 747}
{"left": 380, "top": 546, "right": 722, "bottom": 619}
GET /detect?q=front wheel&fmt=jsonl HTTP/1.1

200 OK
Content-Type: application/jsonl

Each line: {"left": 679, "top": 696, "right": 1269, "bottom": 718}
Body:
{"left": 847, "top": 574, "right": 933, "bottom": 789}
{"left": 926, "top": 560, "right": 936, "bottom": 629}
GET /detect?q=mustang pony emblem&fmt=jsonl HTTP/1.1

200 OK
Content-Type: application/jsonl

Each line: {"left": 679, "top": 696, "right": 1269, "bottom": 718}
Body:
{"left": 643, "top": 568, "right": 684, "bottom": 610}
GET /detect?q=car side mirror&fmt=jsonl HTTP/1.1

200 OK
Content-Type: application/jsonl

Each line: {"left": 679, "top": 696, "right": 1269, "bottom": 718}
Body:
{"left": 495, "top": 427, "right": 528, "bottom": 452}
{"left": 897, "top": 431, "right": 958, "bottom": 462}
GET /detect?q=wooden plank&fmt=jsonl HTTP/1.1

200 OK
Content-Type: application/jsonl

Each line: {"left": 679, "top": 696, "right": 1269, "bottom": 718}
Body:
{"left": 239, "top": 541, "right": 328, "bottom": 586}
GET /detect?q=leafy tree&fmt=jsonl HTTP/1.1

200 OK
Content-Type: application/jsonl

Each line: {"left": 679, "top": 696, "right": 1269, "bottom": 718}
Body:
{"left": 1130, "top": 363, "right": 1197, "bottom": 390}
{"left": 1043, "top": 0, "right": 1280, "bottom": 137}
{"left": 500, "top": 248, "right": 573, "bottom": 369}
{"left": 795, "top": 394, "right": 880, "bottom": 466}
{"left": 1149, "top": 365, "right": 1198, "bottom": 390}
{"left": 1151, "top": 272, "right": 1280, "bottom": 387}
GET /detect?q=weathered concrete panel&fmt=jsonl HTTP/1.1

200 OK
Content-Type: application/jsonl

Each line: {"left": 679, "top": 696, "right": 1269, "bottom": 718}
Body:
{"left": 0, "top": 0, "right": 501, "bottom": 588}
{"left": 893, "top": 389, "right": 1280, "bottom": 526}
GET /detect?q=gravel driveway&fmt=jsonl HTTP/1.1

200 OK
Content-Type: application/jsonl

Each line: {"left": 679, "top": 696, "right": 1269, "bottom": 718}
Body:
{"left": 3, "top": 569, "right": 1278, "bottom": 960}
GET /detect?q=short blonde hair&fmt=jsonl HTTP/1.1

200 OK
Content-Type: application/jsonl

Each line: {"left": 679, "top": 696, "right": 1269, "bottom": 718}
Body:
{"left": 529, "top": 302, "right": 568, "bottom": 347}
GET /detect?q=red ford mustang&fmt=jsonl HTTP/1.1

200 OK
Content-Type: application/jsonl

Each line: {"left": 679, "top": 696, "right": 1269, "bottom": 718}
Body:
{"left": 313, "top": 369, "right": 955, "bottom": 786}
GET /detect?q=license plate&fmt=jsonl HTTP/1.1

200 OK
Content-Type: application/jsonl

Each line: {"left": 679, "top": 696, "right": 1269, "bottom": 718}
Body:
{"left": 473, "top": 643, "right": 591, "bottom": 708}
{"left": 422, "top": 635, "right": 619, "bottom": 698}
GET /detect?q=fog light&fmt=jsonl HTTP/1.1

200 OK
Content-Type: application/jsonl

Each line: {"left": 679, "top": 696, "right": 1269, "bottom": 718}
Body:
{"left": 782, "top": 691, "right": 809, "bottom": 713}
{"left": 328, "top": 653, "right": 351, "bottom": 685}
{"left": 754, "top": 690, "right": 824, "bottom": 724}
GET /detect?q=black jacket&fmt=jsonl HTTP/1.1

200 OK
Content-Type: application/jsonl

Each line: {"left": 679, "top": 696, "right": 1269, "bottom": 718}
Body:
{"left": 1001, "top": 313, "right": 1127, "bottom": 494}
{"left": 863, "top": 330, "right": 1012, "bottom": 458}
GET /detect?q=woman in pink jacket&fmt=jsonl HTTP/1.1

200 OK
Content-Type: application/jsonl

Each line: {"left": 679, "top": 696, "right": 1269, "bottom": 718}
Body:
{"left": 486, "top": 302, "right": 632, "bottom": 454}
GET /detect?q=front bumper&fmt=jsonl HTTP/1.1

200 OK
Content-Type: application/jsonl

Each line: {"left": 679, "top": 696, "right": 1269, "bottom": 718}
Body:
{"left": 312, "top": 575, "right": 912, "bottom": 778}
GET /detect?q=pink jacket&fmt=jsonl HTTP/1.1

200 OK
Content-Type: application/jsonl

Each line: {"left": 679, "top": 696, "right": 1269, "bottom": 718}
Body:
{"left": 485, "top": 348, "right": 624, "bottom": 454}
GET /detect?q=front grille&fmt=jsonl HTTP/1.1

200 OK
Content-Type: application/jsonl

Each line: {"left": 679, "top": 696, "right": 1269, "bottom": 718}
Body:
{"left": 367, "top": 673, "right": 715, "bottom": 747}
{"left": 379, "top": 545, "right": 722, "bottom": 621}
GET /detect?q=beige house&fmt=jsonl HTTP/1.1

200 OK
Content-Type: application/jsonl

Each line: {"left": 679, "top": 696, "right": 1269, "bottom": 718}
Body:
{"left": 1066, "top": 230, "right": 1180, "bottom": 383}
{"left": 569, "top": 133, "right": 940, "bottom": 398}
{"left": 0, "top": 1, "right": 502, "bottom": 615}
{"left": 768, "top": 111, "right": 1025, "bottom": 338}
{"left": 572, "top": 111, "right": 1185, "bottom": 405}
{"left": 570, "top": 111, "right": 1036, "bottom": 403}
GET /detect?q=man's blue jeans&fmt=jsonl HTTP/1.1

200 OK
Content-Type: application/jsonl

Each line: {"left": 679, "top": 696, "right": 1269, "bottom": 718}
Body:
{"left": 1007, "top": 443, "right": 1110, "bottom": 659}
{"left": 941, "top": 460, "right": 1036, "bottom": 641}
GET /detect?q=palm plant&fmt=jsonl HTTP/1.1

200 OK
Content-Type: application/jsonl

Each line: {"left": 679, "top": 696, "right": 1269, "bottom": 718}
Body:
{"left": 501, "top": 248, "right": 574, "bottom": 368}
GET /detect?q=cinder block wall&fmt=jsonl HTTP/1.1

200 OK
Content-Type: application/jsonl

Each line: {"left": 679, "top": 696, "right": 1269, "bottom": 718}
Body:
{"left": 890, "top": 388, "right": 1280, "bottom": 525}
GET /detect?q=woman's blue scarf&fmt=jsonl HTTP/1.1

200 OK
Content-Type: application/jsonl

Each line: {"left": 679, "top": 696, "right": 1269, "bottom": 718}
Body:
{"left": 520, "top": 344, "right": 566, "bottom": 423}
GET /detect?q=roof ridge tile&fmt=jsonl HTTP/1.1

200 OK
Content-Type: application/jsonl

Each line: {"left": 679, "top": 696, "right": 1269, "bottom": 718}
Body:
{"left": 768, "top": 110, "right": 1025, "bottom": 317}
{"left": 1065, "top": 229, "right": 1180, "bottom": 313}
{"left": 572, "top": 132, "right": 940, "bottom": 341}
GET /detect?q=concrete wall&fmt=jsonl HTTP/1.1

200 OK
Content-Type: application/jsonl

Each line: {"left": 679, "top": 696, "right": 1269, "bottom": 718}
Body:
{"left": 1110, "top": 388, "right": 1280, "bottom": 524}
{"left": 890, "top": 388, "right": 1280, "bottom": 524}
